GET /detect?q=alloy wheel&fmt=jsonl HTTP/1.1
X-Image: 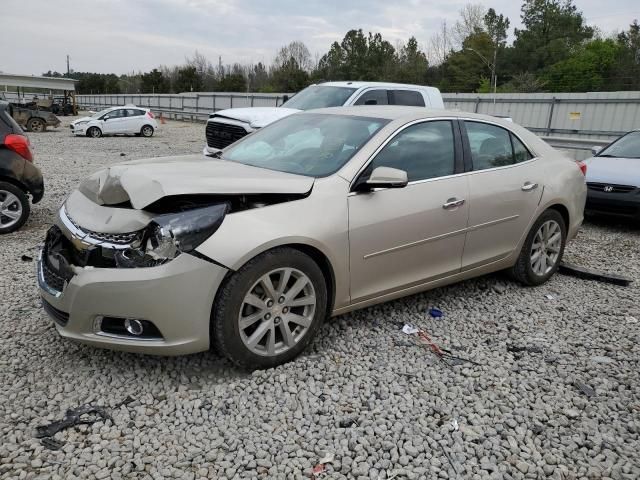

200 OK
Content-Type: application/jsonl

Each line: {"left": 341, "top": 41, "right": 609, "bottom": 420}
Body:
{"left": 238, "top": 267, "right": 317, "bottom": 357}
{"left": 142, "top": 126, "right": 153, "bottom": 137}
{"left": 0, "top": 190, "right": 23, "bottom": 229}
{"left": 530, "top": 220, "right": 562, "bottom": 276}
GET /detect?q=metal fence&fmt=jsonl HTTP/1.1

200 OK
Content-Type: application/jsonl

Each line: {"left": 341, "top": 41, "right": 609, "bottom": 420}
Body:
{"left": 77, "top": 91, "right": 640, "bottom": 159}
{"left": 77, "top": 93, "right": 286, "bottom": 123}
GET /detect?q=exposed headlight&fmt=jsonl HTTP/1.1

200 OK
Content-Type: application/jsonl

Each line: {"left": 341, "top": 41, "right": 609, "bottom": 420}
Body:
{"left": 114, "top": 203, "right": 229, "bottom": 268}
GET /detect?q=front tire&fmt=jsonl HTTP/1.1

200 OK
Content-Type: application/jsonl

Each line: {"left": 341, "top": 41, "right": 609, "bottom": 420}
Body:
{"left": 0, "top": 182, "right": 30, "bottom": 234}
{"left": 140, "top": 125, "right": 154, "bottom": 137}
{"left": 87, "top": 126, "right": 102, "bottom": 138}
{"left": 510, "top": 209, "right": 566, "bottom": 286}
{"left": 212, "top": 248, "right": 328, "bottom": 369}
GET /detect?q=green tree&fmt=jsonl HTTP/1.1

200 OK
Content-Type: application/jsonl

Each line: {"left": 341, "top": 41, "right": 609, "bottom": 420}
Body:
{"left": 442, "top": 32, "right": 494, "bottom": 92}
{"left": 543, "top": 38, "right": 621, "bottom": 91}
{"left": 394, "top": 37, "right": 429, "bottom": 84}
{"left": 174, "top": 66, "right": 202, "bottom": 92}
{"left": 141, "top": 69, "right": 169, "bottom": 93}
{"left": 484, "top": 8, "right": 510, "bottom": 89}
{"left": 613, "top": 20, "right": 640, "bottom": 90}
{"left": 216, "top": 73, "right": 246, "bottom": 92}
{"left": 513, "top": 0, "right": 594, "bottom": 72}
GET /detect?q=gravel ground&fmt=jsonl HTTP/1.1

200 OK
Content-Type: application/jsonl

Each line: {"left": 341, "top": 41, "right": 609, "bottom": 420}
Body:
{"left": 1, "top": 115, "right": 639, "bottom": 480}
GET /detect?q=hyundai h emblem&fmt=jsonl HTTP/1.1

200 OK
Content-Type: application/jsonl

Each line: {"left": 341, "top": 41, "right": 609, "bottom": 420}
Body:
{"left": 604, "top": 185, "right": 614, "bottom": 192}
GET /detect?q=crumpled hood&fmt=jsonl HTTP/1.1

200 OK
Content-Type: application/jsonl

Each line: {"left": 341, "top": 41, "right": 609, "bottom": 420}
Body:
{"left": 210, "top": 107, "right": 300, "bottom": 129}
{"left": 71, "top": 116, "right": 93, "bottom": 125}
{"left": 78, "top": 154, "right": 315, "bottom": 209}
{"left": 584, "top": 156, "right": 640, "bottom": 187}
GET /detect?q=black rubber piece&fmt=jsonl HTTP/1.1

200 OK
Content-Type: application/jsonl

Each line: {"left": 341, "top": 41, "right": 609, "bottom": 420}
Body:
{"left": 211, "top": 247, "right": 327, "bottom": 370}
{"left": 509, "top": 209, "right": 567, "bottom": 286}
{"left": 558, "top": 262, "right": 632, "bottom": 286}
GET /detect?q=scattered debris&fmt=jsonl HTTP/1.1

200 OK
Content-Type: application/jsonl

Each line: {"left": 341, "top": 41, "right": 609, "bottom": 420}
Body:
{"left": 311, "top": 463, "right": 326, "bottom": 479}
{"left": 400, "top": 324, "right": 480, "bottom": 367}
{"left": 544, "top": 294, "right": 555, "bottom": 300}
{"left": 626, "top": 316, "right": 638, "bottom": 324}
{"left": 120, "top": 152, "right": 126, "bottom": 156}
{"left": 35, "top": 405, "right": 111, "bottom": 438}
{"left": 531, "top": 425, "right": 544, "bottom": 435}
{"left": 574, "top": 382, "right": 595, "bottom": 398}
{"left": 450, "top": 418, "right": 459, "bottom": 431}
{"left": 439, "top": 441, "right": 460, "bottom": 475}
{"left": 116, "top": 395, "right": 136, "bottom": 408}
{"left": 402, "top": 324, "right": 419, "bottom": 335}
{"left": 21, "top": 254, "right": 33, "bottom": 262}
{"left": 558, "top": 262, "right": 632, "bottom": 286}
{"left": 40, "top": 438, "right": 65, "bottom": 450}
{"left": 507, "top": 345, "right": 543, "bottom": 354}
{"left": 339, "top": 418, "right": 358, "bottom": 428}
{"left": 318, "top": 452, "right": 334, "bottom": 464}
{"left": 429, "top": 307, "right": 443, "bottom": 318}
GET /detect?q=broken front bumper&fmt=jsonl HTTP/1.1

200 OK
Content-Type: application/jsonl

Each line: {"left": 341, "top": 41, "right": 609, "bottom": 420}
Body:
{"left": 37, "top": 226, "right": 228, "bottom": 355}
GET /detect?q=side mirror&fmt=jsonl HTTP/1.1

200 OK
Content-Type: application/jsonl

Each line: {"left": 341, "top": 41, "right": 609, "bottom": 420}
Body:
{"left": 364, "top": 166, "right": 408, "bottom": 190}
{"left": 282, "top": 95, "right": 289, "bottom": 103}
{"left": 591, "top": 146, "right": 602, "bottom": 156}
{"left": 103, "top": 116, "right": 110, "bottom": 121}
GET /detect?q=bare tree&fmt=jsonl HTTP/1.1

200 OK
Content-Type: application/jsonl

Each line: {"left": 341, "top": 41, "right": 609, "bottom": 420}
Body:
{"left": 427, "top": 21, "right": 451, "bottom": 66}
{"left": 452, "top": 3, "right": 486, "bottom": 48}
{"left": 273, "top": 41, "right": 313, "bottom": 72}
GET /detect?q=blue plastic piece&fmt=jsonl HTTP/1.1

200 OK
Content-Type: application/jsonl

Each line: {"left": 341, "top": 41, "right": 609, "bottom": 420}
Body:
{"left": 429, "top": 307, "right": 443, "bottom": 318}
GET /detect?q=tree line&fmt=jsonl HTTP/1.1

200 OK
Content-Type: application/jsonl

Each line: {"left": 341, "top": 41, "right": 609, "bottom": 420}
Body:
{"left": 43, "top": 0, "right": 640, "bottom": 95}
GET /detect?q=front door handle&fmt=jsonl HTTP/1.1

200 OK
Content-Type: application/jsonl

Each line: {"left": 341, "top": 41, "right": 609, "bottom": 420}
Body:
{"left": 522, "top": 182, "right": 539, "bottom": 191}
{"left": 442, "top": 198, "right": 465, "bottom": 209}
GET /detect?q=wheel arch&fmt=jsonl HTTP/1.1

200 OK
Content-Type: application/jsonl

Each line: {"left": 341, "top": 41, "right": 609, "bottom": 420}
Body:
{"left": 212, "top": 240, "right": 337, "bottom": 315}
{"left": 545, "top": 203, "right": 570, "bottom": 230}
{"left": 0, "top": 175, "right": 29, "bottom": 194}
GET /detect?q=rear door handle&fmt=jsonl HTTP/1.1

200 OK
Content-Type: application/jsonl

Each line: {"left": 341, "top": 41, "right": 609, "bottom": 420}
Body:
{"left": 442, "top": 198, "right": 465, "bottom": 209}
{"left": 522, "top": 182, "right": 539, "bottom": 191}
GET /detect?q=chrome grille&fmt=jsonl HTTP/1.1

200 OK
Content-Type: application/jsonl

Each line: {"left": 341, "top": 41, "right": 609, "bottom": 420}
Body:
{"left": 206, "top": 121, "right": 248, "bottom": 149}
{"left": 65, "top": 211, "right": 141, "bottom": 245}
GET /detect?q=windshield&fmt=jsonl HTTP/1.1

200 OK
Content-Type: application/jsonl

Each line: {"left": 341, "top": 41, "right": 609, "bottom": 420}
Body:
{"left": 281, "top": 86, "right": 357, "bottom": 110}
{"left": 224, "top": 113, "right": 388, "bottom": 177}
{"left": 91, "top": 108, "right": 113, "bottom": 119}
{"left": 598, "top": 131, "right": 640, "bottom": 159}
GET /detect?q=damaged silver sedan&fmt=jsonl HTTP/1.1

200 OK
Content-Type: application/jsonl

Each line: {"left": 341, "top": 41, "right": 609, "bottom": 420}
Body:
{"left": 38, "top": 107, "right": 587, "bottom": 369}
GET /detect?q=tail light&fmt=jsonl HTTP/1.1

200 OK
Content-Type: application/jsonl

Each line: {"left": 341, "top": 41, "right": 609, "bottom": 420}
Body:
{"left": 4, "top": 134, "right": 33, "bottom": 162}
{"left": 147, "top": 111, "right": 155, "bottom": 119}
{"left": 576, "top": 160, "right": 587, "bottom": 176}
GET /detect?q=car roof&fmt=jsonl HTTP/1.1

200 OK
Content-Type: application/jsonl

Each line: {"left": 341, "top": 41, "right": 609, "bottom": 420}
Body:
{"left": 307, "top": 105, "right": 513, "bottom": 125}
{"left": 319, "top": 81, "right": 439, "bottom": 91}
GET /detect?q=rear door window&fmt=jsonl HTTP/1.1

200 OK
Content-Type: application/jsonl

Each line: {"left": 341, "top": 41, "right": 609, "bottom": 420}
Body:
{"left": 465, "top": 121, "right": 516, "bottom": 170}
{"left": 354, "top": 90, "right": 389, "bottom": 106}
{"left": 390, "top": 90, "right": 426, "bottom": 107}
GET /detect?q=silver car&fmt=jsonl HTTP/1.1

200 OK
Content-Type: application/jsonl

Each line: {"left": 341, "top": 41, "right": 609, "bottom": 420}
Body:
{"left": 584, "top": 130, "right": 640, "bottom": 219}
{"left": 38, "top": 107, "right": 587, "bottom": 368}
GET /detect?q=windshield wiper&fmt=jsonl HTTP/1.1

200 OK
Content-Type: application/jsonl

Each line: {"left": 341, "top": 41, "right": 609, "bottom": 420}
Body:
{"left": 597, "top": 154, "right": 617, "bottom": 157}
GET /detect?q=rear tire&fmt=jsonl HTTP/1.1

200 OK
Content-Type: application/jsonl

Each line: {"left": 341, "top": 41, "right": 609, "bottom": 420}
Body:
{"left": 140, "top": 125, "right": 154, "bottom": 137}
{"left": 0, "top": 182, "right": 30, "bottom": 234}
{"left": 27, "top": 118, "right": 45, "bottom": 133}
{"left": 212, "top": 247, "right": 327, "bottom": 370}
{"left": 87, "top": 127, "right": 102, "bottom": 138}
{"left": 510, "top": 209, "right": 566, "bottom": 286}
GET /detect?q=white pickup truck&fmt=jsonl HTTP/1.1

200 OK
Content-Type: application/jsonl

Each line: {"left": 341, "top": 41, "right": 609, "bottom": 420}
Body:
{"left": 203, "top": 81, "right": 444, "bottom": 156}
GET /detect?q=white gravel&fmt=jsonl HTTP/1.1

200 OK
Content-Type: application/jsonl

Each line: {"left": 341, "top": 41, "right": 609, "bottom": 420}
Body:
{"left": 1, "top": 115, "right": 639, "bottom": 479}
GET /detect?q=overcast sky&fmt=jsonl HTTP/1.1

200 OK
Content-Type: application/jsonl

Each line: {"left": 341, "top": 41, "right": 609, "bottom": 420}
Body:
{"left": 1, "top": 0, "right": 637, "bottom": 75}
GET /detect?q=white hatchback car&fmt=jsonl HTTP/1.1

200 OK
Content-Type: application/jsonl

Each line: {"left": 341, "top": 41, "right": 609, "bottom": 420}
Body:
{"left": 70, "top": 106, "right": 159, "bottom": 138}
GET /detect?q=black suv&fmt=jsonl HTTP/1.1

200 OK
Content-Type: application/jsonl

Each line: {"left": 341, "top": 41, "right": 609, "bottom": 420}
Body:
{"left": 0, "top": 101, "right": 44, "bottom": 233}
